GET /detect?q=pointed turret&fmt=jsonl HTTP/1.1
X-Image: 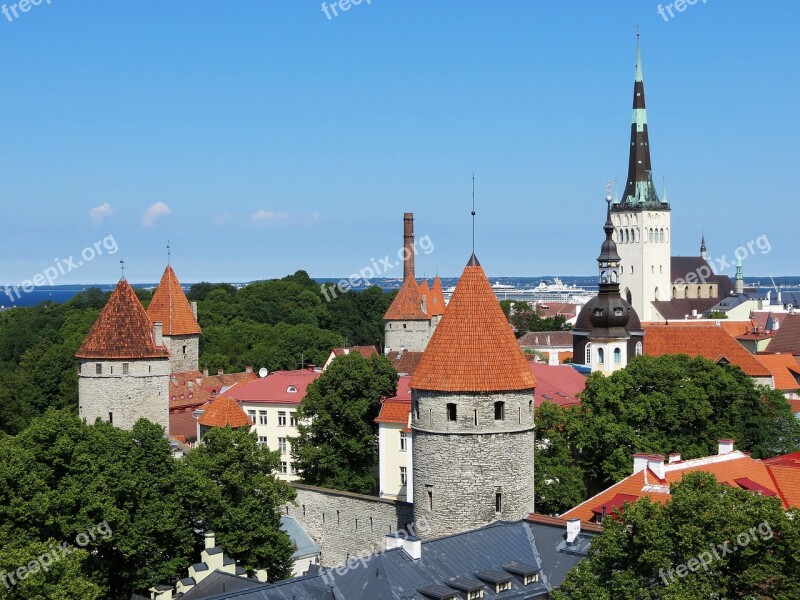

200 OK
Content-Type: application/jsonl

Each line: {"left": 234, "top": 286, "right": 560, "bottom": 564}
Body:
{"left": 430, "top": 276, "right": 446, "bottom": 317}
{"left": 735, "top": 256, "right": 744, "bottom": 295}
{"left": 701, "top": 235, "right": 708, "bottom": 260}
{"left": 147, "top": 265, "right": 201, "bottom": 373}
{"left": 621, "top": 34, "right": 665, "bottom": 207}
{"left": 412, "top": 254, "right": 535, "bottom": 392}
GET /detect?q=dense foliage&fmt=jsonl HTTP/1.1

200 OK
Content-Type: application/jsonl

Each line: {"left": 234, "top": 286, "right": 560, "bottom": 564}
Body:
{"left": 534, "top": 354, "right": 800, "bottom": 511}
{"left": 292, "top": 352, "right": 398, "bottom": 494}
{"left": 0, "top": 411, "right": 294, "bottom": 599}
{"left": 554, "top": 472, "right": 800, "bottom": 599}
{"left": 500, "top": 300, "right": 572, "bottom": 335}
{"left": 0, "top": 271, "right": 391, "bottom": 435}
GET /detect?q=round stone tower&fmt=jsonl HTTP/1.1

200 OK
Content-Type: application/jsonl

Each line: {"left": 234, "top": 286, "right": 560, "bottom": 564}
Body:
{"left": 76, "top": 278, "right": 171, "bottom": 431}
{"left": 410, "top": 254, "right": 536, "bottom": 539}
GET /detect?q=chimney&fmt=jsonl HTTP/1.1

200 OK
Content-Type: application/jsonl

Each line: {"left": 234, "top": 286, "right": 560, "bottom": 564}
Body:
{"left": 153, "top": 321, "right": 163, "bottom": 347}
{"left": 217, "top": 368, "right": 224, "bottom": 376}
{"left": 203, "top": 367, "right": 209, "bottom": 377}
{"left": 246, "top": 365, "right": 253, "bottom": 374}
{"left": 384, "top": 532, "right": 402, "bottom": 551}
{"left": 633, "top": 453, "right": 650, "bottom": 475}
{"left": 196, "top": 377, "right": 202, "bottom": 386}
{"left": 668, "top": 453, "right": 681, "bottom": 464}
{"left": 204, "top": 531, "right": 216, "bottom": 550}
{"left": 191, "top": 301, "right": 198, "bottom": 320}
{"left": 306, "top": 364, "right": 316, "bottom": 372}
{"left": 647, "top": 455, "right": 666, "bottom": 480}
{"left": 566, "top": 518, "right": 581, "bottom": 544}
{"left": 718, "top": 439, "right": 735, "bottom": 455}
{"left": 403, "top": 213, "right": 415, "bottom": 280}
{"left": 149, "top": 587, "right": 174, "bottom": 600}
{"left": 549, "top": 350, "right": 559, "bottom": 366}
{"left": 403, "top": 536, "right": 422, "bottom": 560}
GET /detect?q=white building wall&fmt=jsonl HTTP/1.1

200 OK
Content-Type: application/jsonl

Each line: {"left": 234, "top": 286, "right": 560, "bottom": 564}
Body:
{"left": 240, "top": 401, "right": 301, "bottom": 481}
{"left": 614, "top": 209, "right": 671, "bottom": 321}
{"left": 378, "top": 422, "right": 411, "bottom": 501}
{"left": 588, "top": 339, "right": 629, "bottom": 374}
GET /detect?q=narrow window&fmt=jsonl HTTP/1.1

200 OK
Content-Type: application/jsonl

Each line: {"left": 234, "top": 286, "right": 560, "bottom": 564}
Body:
{"left": 95, "top": 363, "right": 102, "bottom": 375}
{"left": 400, "top": 466, "right": 407, "bottom": 485}
{"left": 495, "top": 492, "right": 503, "bottom": 514}
{"left": 337, "top": 510, "right": 340, "bottom": 525}
{"left": 614, "top": 348, "right": 622, "bottom": 364}
{"left": 278, "top": 411, "right": 287, "bottom": 426}
{"left": 585, "top": 342, "right": 592, "bottom": 365}
{"left": 428, "top": 489, "right": 433, "bottom": 510}
{"left": 400, "top": 431, "right": 407, "bottom": 451}
{"left": 247, "top": 410, "right": 256, "bottom": 424}
{"left": 636, "top": 341, "right": 643, "bottom": 356}
{"left": 259, "top": 410, "right": 268, "bottom": 425}
{"left": 597, "top": 348, "right": 605, "bottom": 364}
{"left": 494, "top": 401, "right": 505, "bottom": 421}
{"left": 108, "top": 412, "right": 113, "bottom": 425}
{"left": 278, "top": 437, "right": 287, "bottom": 455}
{"left": 110, "top": 365, "right": 113, "bottom": 374}
{"left": 446, "top": 403, "right": 457, "bottom": 422}
{"left": 473, "top": 409, "right": 478, "bottom": 426}
{"left": 182, "top": 345, "right": 187, "bottom": 356}
{"left": 518, "top": 407, "right": 521, "bottom": 424}
{"left": 122, "top": 363, "right": 129, "bottom": 375}
{"left": 370, "top": 517, "right": 373, "bottom": 532}
{"left": 290, "top": 412, "right": 298, "bottom": 427}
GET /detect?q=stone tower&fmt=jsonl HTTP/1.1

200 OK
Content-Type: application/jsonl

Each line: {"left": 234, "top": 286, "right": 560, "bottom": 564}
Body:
{"left": 410, "top": 254, "right": 536, "bottom": 539}
{"left": 384, "top": 213, "right": 433, "bottom": 353}
{"left": 573, "top": 196, "right": 644, "bottom": 374}
{"left": 146, "top": 265, "right": 202, "bottom": 373}
{"left": 613, "top": 35, "right": 671, "bottom": 321}
{"left": 76, "top": 278, "right": 171, "bottom": 431}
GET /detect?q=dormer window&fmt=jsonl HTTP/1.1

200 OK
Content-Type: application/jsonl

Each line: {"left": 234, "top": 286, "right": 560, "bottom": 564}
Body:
{"left": 593, "top": 308, "right": 604, "bottom": 317}
{"left": 497, "top": 581, "right": 512, "bottom": 592}
{"left": 287, "top": 386, "right": 297, "bottom": 393}
{"left": 613, "top": 307, "right": 623, "bottom": 317}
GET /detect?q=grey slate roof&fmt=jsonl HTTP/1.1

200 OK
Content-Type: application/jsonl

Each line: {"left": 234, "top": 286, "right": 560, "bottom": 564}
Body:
{"left": 281, "top": 515, "right": 321, "bottom": 559}
{"left": 176, "top": 519, "right": 596, "bottom": 600}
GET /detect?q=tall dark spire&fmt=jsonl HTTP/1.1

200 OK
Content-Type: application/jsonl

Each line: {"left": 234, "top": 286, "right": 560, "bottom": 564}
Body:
{"left": 621, "top": 33, "right": 665, "bottom": 207}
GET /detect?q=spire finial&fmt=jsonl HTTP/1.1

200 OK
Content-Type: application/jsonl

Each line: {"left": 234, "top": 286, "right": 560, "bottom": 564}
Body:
{"left": 167, "top": 240, "right": 171, "bottom": 265}
{"left": 471, "top": 173, "right": 476, "bottom": 256}
{"left": 120, "top": 259, "right": 126, "bottom": 280}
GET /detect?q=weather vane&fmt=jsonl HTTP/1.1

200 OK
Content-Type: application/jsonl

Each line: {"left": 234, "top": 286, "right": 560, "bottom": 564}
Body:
{"left": 167, "top": 240, "right": 171, "bottom": 265}
{"left": 120, "top": 259, "right": 126, "bottom": 279}
{"left": 471, "top": 173, "right": 477, "bottom": 254}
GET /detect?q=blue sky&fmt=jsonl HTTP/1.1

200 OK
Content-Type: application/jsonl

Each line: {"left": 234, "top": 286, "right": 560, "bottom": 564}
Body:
{"left": 1, "top": 0, "right": 798, "bottom": 284}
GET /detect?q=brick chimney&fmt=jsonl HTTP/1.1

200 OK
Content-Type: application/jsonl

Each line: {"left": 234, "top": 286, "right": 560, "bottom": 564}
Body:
{"left": 245, "top": 365, "right": 253, "bottom": 373}
{"left": 153, "top": 321, "right": 163, "bottom": 347}
{"left": 217, "top": 368, "right": 223, "bottom": 376}
{"left": 403, "top": 212, "right": 415, "bottom": 280}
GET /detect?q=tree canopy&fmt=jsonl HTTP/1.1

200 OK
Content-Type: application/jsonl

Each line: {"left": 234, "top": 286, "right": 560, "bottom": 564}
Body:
{"left": 292, "top": 352, "right": 398, "bottom": 494}
{"left": 554, "top": 472, "right": 800, "bottom": 600}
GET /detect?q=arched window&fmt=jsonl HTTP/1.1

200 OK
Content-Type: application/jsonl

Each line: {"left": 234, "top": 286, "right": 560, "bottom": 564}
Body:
{"left": 613, "top": 348, "right": 622, "bottom": 364}
{"left": 648, "top": 229, "right": 654, "bottom": 243}
{"left": 624, "top": 229, "right": 629, "bottom": 244}
{"left": 494, "top": 401, "right": 505, "bottom": 421}
{"left": 597, "top": 348, "right": 605, "bottom": 365}
{"left": 630, "top": 265, "right": 634, "bottom": 274}
{"left": 626, "top": 289, "right": 632, "bottom": 304}
{"left": 654, "top": 287, "right": 660, "bottom": 301}
{"left": 672, "top": 286, "right": 677, "bottom": 298}
{"left": 636, "top": 227, "right": 640, "bottom": 242}
{"left": 709, "top": 285, "right": 714, "bottom": 297}
{"left": 660, "top": 228, "right": 665, "bottom": 243}
{"left": 635, "top": 341, "right": 643, "bottom": 356}
{"left": 665, "top": 228, "right": 669, "bottom": 242}
{"left": 684, "top": 285, "right": 689, "bottom": 298}
{"left": 585, "top": 342, "right": 592, "bottom": 365}
{"left": 651, "top": 265, "right": 655, "bottom": 274}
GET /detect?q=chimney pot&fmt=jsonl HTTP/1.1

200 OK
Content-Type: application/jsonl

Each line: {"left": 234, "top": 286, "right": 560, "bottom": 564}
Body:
{"left": 204, "top": 531, "right": 216, "bottom": 549}
{"left": 403, "top": 213, "right": 415, "bottom": 280}
{"left": 633, "top": 453, "right": 650, "bottom": 475}
{"left": 246, "top": 365, "right": 253, "bottom": 373}
{"left": 668, "top": 453, "right": 681, "bottom": 464}
{"left": 191, "top": 301, "right": 198, "bottom": 321}
{"left": 566, "top": 518, "right": 581, "bottom": 544}
{"left": 153, "top": 321, "right": 164, "bottom": 347}
{"left": 203, "top": 367, "right": 209, "bottom": 377}
{"left": 217, "top": 368, "right": 223, "bottom": 376}
{"left": 718, "top": 439, "right": 735, "bottom": 455}
{"left": 647, "top": 455, "right": 666, "bottom": 480}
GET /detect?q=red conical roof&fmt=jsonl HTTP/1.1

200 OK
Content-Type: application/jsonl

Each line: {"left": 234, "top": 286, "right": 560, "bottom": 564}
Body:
{"left": 430, "top": 276, "right": 446, "bottom": 316}
{"left": 384, "top": 276, "right": 430, "bottom": 321}
{"left": 147, "top": 266, "right": 201, "bottom": 336}
{"left": 198, "top": 395, "right": 252, "bottom": 428}
{"left": 411, "top": 255, "right": 536, "bottom": 392}
{"left": 76, "top": 279, "right": 170, "bottom": 359}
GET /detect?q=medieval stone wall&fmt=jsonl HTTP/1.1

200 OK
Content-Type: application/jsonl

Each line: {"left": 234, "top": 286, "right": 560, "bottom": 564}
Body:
{"left": 384, "top": 319, "right": 431, "bottom": 353}
{"left": 163, "top": 334, "right": 199, "bottom": 373}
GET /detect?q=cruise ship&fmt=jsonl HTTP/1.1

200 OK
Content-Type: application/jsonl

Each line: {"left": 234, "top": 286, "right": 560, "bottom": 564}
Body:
{"left": 443, "top": 278, "right": 596, "bottom": 304}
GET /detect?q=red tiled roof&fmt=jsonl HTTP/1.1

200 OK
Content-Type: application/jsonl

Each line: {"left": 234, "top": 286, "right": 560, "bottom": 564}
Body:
{"left": 76, "top": 279, "right": 170, "bottom": 360}
{"left": 590, "top": 493, "right": 640, "bottom": 516}
{"left": 763, "top": 314, "right": 800, "bottom": 355}
{"left": 376, "top": 377, "right": 412, "bottom": 428}
{"left": 535, "top": 303, "right": 579, "bottom": 319}
{"left": 412, "top": 255, "right": 536, "bottom": 392}
{"left": 562, "top": 450, "right": 792, "bottom": 523}
{"left": 518, "top": 331, "right": 574, "bottom": 349}
{"left": 197, "top": 395, "right": 252, "bottom": 428}
{"left": 763, "top": 452, "right": 800, "bottom": 508}
{"left": 168, "top": 370, "right": 258, "bottom": 412}
{"left": 169, "top": 412, "right": 199, "bottom": 441}
{"left": 330, "top": 346, "right": 378, "bottom": 359}
{"left": 384, "top": 277, "right": 429, "bottom": 321}
{"left": 146, "top": 265, "right": 201, "bottom": 336}
{"left": 529, "top": 361, "right": 586, "bottom": 408}
{"left": 430, "top": 276, "right": 446, "bottom": 316}
{"left": 225, "top": 369, "right": 320, "bottom": 405}
{"left": 642, "top": 320, "right": 751, "bottom": 337}
{"left": 642, "top": 325, "right": 772, "bottom": 377}
{"left": 384, "top": 350, "right": 423, "bottom": 376}
{"left": 755, "top": 353, "right": 800, "bottom": 391}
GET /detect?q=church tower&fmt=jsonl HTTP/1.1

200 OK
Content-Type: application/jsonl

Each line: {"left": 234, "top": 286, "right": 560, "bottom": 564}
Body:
{"left": 384, "top": 213, "right": 433, "bottom": 353}
{"left": 410, "top": 254, "right": 536, "bottom": 539}
{"left": 574, "top": 195, "right": 644, "bottom": 374}
{"left": 613, "top": 34, "right": 671, "bottom": 321}
{"left": 76, "top": 279, "right": 171, "bottom": 431}
{"left": 146, "top": 265, "right": 202, "bottom": 373}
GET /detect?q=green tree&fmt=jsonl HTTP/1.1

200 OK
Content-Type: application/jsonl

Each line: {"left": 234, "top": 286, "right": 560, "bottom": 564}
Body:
{"left": 534, "top": 402, "right": 586, "bottom": 515}
{"left": 555, "top": 472, "right": 800, "bottom": 600}
{"left": 293, "top": 353, "right": 398, "bottom": 494}
{"left": 184, "top": 427, "right": 296, "bottom": 580}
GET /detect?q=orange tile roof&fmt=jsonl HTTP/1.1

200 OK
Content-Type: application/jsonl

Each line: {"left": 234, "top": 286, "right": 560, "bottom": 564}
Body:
{"left": 376, "top": 376, "right": 412, "bottom": 426}
{"left": 763, "top": 452, "right": 800, "bottom": 508}
{"left": 755, "top": 353, "right": 800, "bottom": 391}
{"left": 411, "top": 255, "right": 536, "bottom": 392}
{"left": 384, "top": 276, "right": 429, "bottom": 321}
{"left": 76, "top": 279, "right": 170, "bottom": 360}
{"left": 642, "top": 324, "right": 772, "bottom": 377}
{"left": 146, "top": 265, "right": 201, "bottom": 336}
{"left": 168, "top": 370, "right": 258, "bottom": 412}
{"left": 385, "top": 350, "right": 423, "bottom": 376}
{"left": 330, "top": 346, "right": 378, "bottom": 359}
{"left": 642, "top": 320, "right": 751, "bottom": 337}
{"left": 430, "top": 276, "right": 446, "bottom": 316}
{"left": 197, "top": 395, "right": 252, "bottom": 428}
{"left": 562, "top": 450, "right": 791, "bottom": 523}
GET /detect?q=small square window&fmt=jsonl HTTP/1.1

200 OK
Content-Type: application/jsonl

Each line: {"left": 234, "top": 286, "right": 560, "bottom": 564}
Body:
{"left": 247, "top": 410, "right": 256, "bottom": 424}
{"left": 278, "top": 411, "right": 287, "bottom": 426}
{"left": 259, "top": 410, "right": 268, "bottom": 425}
{"left": 446, "top": 403, "right": 457, "bottom": 422}
{"left": 280, "top": 461, "right": 288, "bottom": 474}
{"left": 95, "top": 363, "right": 102, "bottom": 375}
{"left": 122, "top": 363, "right": 129, "bottom": 375}
{"left": 290, "top": 412, "right": 298, "bottom": 427}
{"left": 258, "top": 436, "right": 268, "bottom": 445}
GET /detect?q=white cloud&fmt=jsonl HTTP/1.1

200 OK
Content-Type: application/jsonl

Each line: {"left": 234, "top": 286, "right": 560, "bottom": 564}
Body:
{"left": 89, "top": 202, "right": 114, "bottom": 225}
{"left": 142, "top": 202, "right": 173, "bottom": 227}
{"left": 213, "top": 212, "right": 232, "bottom": 226}
{"left": 250, "top": 209, "right": 289, "bottom": 224}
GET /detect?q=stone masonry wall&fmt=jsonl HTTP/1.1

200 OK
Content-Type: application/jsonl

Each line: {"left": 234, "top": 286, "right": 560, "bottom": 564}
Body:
{"left": 412, "top": 389, "right": 535, "bottom": 540}
{"left": 384, "top": 319, "right": 431, "bottom": 353}
{"left": 78, "top": 358, "right": 170, "bottom": 431}
{"left": 163, "top": 334, "right": 199, "bottom": 374}
{"left": 285, "top": 484, "right": 414, "bottom": 568}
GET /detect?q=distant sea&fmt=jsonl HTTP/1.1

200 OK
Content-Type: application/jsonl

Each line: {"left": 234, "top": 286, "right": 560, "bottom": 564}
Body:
{"left": 2, "top": 277, "right": 799, "bottom": 310}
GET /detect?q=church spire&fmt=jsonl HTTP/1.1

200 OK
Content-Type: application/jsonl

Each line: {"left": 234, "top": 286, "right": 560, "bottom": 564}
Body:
{"left": 621, "top": 32, "right": 664, "bottom": 207}
{"left": 700, "top": 234, "right": 707, "bottom": 260}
